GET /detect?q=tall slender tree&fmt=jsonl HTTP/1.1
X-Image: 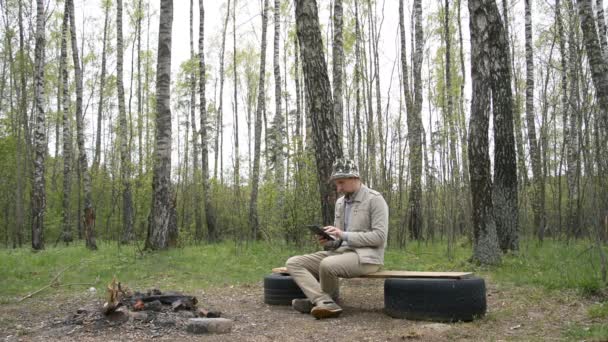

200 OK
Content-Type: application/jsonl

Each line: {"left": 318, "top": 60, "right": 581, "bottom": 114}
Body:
{"left": 399, "top": 0, "right": 424, "bottom": 240}
{"left": 199, "top": 0, "right": 217, "bottom": 241}
{"left": 596, "top": 0, "right": 608, "bottom": 59}
{"left": 61, "top": 0, "right": 72, "bottom": 244}
{"left": 93, "top": 1, "right": 110, "bottom": 171}
{"left": 491, "top": 0, "right": 518, "bottom": 252}
{"left": 67, "top": 0, "right": 97, "bottom": 249}
{"left": 215, "top": 0, "right": 232, "bottom": 182}
{"left": 136, "top": 0, "right": 144, "bottom": 177}
{"left": 117, "top": 0, "right": 134, "bottom": 243}
{"left": 577, "top": 0, "right": 608, "bottom": 224}
{"left": 249, "top": 0, "right": 269, "bottom": 238}
{"left": 525, "top": 0, "right": 545, "bottom": 241}
{"left": 270, "top": 0, "right": 285, "bottom": 201}
{"left": 233, "top": 0, "right": 240, "bottom": 195}
{"left": 146, "top": 0, "right": 177, "bottom": 250}
{"left": 189, "top": 0, "right": 202, "bottom": 241}
{"left": 295, "top": 0, "right": 343, "bottom": 225}
{"left": 332, "top": 0, "right": 343, "bottom": 139}
{"left": 32, "top": 0, "right": 46, "bottom": 250}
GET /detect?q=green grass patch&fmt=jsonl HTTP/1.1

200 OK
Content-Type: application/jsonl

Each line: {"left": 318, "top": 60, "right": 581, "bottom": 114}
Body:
{"left": 1, "top": 238, "right": 606, "bottom": 304}
{"left": 564, "top": 323, "right": 608, "bottom": 341}
{"left": 0, "top": 240, "right": 312, "bottom": 302}
{"left": 588, "top": 302, "right": 608, "bottom": 319}
{"left": 490, "top": 239, "right": 607, "bottom": 294}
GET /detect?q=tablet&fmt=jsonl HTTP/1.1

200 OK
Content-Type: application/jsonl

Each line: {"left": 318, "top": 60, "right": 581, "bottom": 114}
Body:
{"left": 306, "top": 224, "right": 336, "bottom": 241}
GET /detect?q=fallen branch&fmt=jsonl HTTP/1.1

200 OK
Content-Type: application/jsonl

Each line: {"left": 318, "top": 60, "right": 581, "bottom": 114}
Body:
{"left": 19, "top": 263, "right": 76, "bottom": 302}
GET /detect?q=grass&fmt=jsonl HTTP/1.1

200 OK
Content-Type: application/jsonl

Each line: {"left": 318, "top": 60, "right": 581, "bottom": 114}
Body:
{"left": 1, "top": 238, "right": 607, "bottom": 340}
{"left": 2, "top": 238, "right": 605, "bottom": 300}
{"left": 0, "top": 240, "right": 316, "bottom": 302}
{"left": 564, "top": 323, "right": 608, "bottom": 341}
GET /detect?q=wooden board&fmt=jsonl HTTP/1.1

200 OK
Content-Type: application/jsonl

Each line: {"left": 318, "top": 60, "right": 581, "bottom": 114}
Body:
{"left": 359, "top": 271, "right": 473, "bottom": 279}
{"left": 272, "top": 267, "right": 473, "bottom": 279}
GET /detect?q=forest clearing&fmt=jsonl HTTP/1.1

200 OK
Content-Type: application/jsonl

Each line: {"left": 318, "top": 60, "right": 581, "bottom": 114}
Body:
{"left": 1, "top": 0, "right": 608, "bottom": 340}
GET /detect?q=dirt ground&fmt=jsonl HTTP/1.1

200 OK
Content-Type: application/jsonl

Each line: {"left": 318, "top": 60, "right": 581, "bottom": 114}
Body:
{"left": 0, "top": 277, "right": 599, "bottom": 341}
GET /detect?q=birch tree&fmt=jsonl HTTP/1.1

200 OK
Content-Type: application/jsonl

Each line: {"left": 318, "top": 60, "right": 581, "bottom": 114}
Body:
{"left": 117, "top": 0, "right": 134, "bottom": 243}
{"left": 249, "top": 0, "right": 269, "bottom": 238}
{"left": 467, "top": 0, "right": 502, "bottom": 265}
{"left": 199, "top": 0, "right": 217, "bottom": 241}
{"left": 61, "top": 0, "right": 72, "bottom": 244}
{"left": 32, "top": 0, "right": 46, "bottom": 250}
{"left": 525, "top": 0, "right": 545, "bottom": 241}
{"left": 146, "top": 0, "right": 177, "bottom": 250}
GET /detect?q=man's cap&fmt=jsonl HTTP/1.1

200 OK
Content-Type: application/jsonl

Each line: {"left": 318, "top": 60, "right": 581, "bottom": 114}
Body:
{"left": 330, "top": 158, "right": 360, "bottom": 180}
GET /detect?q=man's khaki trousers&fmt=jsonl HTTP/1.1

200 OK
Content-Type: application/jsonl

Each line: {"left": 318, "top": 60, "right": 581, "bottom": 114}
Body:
{"left": 285, "top": 247, "right": 380, "bottom": 305}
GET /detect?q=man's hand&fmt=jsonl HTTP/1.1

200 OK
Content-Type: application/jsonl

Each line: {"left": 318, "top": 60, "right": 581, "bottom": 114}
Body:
{"left": 324, "top": 226, "right": 344, "bottom": 239}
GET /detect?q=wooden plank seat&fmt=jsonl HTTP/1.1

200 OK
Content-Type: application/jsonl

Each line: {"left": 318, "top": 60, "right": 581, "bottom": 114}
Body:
{"left": 271, "top": 267, "right": 473, "bottom": 280}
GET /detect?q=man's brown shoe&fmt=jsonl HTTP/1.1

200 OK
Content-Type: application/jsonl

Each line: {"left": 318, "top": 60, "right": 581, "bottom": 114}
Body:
{"left": 292, "top": 298, "right": 314, "bottom": 313}
{"left": 311, "top": 300, "right": 343, "bottom": 319}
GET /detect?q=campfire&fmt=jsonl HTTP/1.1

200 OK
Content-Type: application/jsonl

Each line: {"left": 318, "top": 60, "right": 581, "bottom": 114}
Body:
{"left": 62, "top": 278, "right": 231, "bottom": 335}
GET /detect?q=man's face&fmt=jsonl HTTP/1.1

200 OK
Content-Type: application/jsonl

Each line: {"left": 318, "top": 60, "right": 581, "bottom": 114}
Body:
{"left": 334, "top": 178, "right": 360, "bottom": 194}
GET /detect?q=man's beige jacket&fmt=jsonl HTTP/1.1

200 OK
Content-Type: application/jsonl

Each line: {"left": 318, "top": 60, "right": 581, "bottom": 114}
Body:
{"left": 327, "top": 185, "right": 389, "bottom": 265}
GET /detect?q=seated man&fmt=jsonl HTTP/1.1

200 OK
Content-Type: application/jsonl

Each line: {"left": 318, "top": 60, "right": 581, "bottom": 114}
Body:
{"left": 286, "top": 158, "right": 389, "bottom": 319}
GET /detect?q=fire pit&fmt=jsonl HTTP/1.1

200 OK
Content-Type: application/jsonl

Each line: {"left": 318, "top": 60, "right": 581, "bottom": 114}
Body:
{"left": 60, "top": 278, "right": 230, "bottom": 335}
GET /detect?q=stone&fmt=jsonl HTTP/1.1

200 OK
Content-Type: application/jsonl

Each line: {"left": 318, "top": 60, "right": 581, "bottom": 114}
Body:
{"left": 129, "top": 311, "right": 150, "bottom": 322}
{"left": 186, "top": 318, "right": 233, "bottom": 334}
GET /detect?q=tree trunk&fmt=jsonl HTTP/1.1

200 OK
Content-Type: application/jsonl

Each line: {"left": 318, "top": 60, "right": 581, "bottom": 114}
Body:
{"left": 467, "top": 0, "right": 501, "bottom": 265}
{"left": 199, "top": 0, "right": 217, "bottom": 242}
{"left": 577, "top": 0, "right": 608, "bottom": 230}
{"left": 295, "top": 0, "right": 344, "bottom": 225}
{"left": 249, "top": 0, "right": 269, "bottom": 238}
{"left": 457, "top": 0, "right": 469, "bottom": 185}
{"left": 117, "top": 0, "right": 134, "bottom": 243}
{"left": 93, "top": 2, "right": 110, "bottom": 171}
{"left": 189, "top": 0, "right": 202, "bottom": 242}
{"left": 61, "top": 1, "right": 72, "bottom": 244}
{"left": 294, "top": 38, "right": 303, "bottom": 159}
{"left": 137, "top": 0, "right": 144, "bottom": 178}
{"left": 233, "top": 0, "right": 240, "bottom": 196}
{"left": 272, "top": 0, "right": 287, "bottom": 187}
{"left": 271, "top": 0, "right": 285, "bottom": 206}
{"left": 67, "top": 0, "right": 96, "bottom": 250}
{"left": 215, "top": 0, "right": 231, "bottom": 182}
{"left": 31, "top": 0, "right": 46, "bottom": 250}
{"left": 597, "top": 0, "right": 608, "bottom": 59}
{"left": 355, "top": 0, "right": 362, "bottom": 171}
{"left": 491, "top": 0, "right": 519, "bottom": 252}
{"left": 399, "top": 0, "right": 424, "bottom": 240}
{"left": 365, "top": 0, "right": 376, "bottom": 187}
{"left": 332, "top": 0, "right": 343, "bottom": 140}
{"left": 15, "top": 0, "right": 27, "bottom": 248}
{"left": 371, "top": 1, "right": 385, "bottom": 192}
{"left": 502, "top": 0, "right": 527, "bottom": 193}
{"left": 557, "top": 0, "right": 575, "bottom": 236}
{"left": 146, "top": 0, "right": 177, "bottom": 250}
{"left": 525, "top": 0, "right": 546, "bottom": 242}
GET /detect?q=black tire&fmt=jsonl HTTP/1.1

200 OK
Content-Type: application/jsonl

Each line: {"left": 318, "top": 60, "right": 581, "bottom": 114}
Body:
{"left": 263, "top": 273, "right": 306, "bottom": 305}
{"left": 384, "top": 277, "right": 486, "bottom": 322}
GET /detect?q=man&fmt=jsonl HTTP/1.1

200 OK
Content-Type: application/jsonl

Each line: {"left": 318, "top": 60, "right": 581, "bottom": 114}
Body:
{"left": 285, "top": 158, "right": 389, "bottom": 319}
